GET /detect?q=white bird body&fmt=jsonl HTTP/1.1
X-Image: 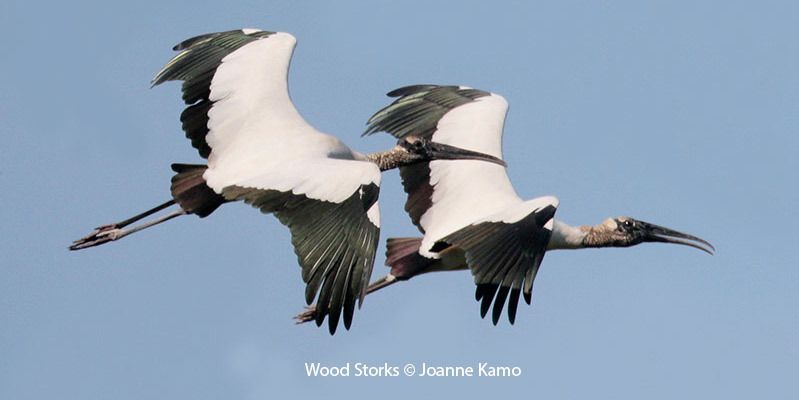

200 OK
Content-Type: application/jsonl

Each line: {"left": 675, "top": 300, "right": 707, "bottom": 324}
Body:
{"left": 370, "top": 88, "right": 559, "bottom": 258}
{"left": 161, "top": 31, "right": 388, "bottom": 335}
{"left": 194, "top": 31, "right": 378, "bottom": 204}
{"left": 358, "top": 85, "right": 563, "bottom": 323}
{"left": 72, "top": 31, "right": 509, "bottom": 334}
{"left": 313, "top": 84, "right": 715, "bottom": 326}
{"left": 70, "top": 29, "right": 386, "bottom": 334}
{"left": 392, "top": 93, "right": 535, "bottom": 257}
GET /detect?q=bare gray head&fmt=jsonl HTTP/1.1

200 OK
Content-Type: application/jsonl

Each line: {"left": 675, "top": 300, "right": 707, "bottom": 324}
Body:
{"left": 367, "top": 136, "right": 506, "bottom": 171}
{"left": 584, "top": 216, "right": 714, "bottom": 254}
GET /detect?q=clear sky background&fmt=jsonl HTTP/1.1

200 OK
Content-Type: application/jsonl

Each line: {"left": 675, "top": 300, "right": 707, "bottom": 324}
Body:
{"left": 2, "top": 1, "right": 797, "bottom": 399}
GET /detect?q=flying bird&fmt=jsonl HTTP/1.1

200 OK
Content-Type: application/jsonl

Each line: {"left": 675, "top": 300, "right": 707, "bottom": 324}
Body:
{"left": 69, "top": 32, "right": 503, "bottom": 334}
{"left": 296, "top": 84, "right": 714, "bottom": 326}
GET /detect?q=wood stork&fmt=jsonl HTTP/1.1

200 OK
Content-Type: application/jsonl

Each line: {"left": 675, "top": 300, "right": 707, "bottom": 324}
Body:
{"left": 296, "top": 84, "right": 714, "bottom": 326}
{"left": 69, "top": 31, "right": 504, "bottom": 334}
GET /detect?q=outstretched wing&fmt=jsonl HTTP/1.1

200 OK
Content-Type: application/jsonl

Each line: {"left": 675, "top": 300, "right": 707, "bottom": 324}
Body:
{"left": 368, "top": 85, "right": 560, "bottom": 324}
{"left": 223, "top": 175, "right": 380, "bottom": 334}
{"left": 154, "top": 29, "right": 381, "bottom": 334}
{"left": 364, "top": 85, "right": 492, "bottom": 140}
{"left": 152, "top": 29, "right": 325, "bottom": 164}
{"left": 438, "top": 197, "right": 559, "bottom": 325}
{"left": 365, "top": 85, "right": 518, "bottom": 253}
{"left": 154, "top": 29, "right": 269, "bottom": 158}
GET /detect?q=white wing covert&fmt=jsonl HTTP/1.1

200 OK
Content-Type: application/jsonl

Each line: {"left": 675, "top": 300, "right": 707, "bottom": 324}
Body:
{"left": 367, "top": 85, "right": 560, "bottom": 324}
{"left": 154, "top": 29, "right": 381, "bottom": 333}
{"left": 364, "top": 85, "right": 519, "bottom": 254}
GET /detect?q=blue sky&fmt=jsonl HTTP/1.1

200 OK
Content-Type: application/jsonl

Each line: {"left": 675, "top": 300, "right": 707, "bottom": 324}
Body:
{"left": 2, "top": 1, "right": 797, "bottom": 398}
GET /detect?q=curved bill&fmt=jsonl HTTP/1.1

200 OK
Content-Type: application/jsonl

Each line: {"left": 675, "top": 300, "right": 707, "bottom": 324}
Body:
{"left": 425, "top": 141, "right": 507, "bottom": 167}
{"left": 638, "top": 220, "right": 715, "bottom": 255}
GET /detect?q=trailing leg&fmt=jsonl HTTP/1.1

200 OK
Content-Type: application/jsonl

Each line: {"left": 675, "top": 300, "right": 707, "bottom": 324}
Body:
{"left": 69, "top": 200, "right": 185, "bottom": 250}
{"left": 70, "top": 163, "right": 227, "bottom": 251}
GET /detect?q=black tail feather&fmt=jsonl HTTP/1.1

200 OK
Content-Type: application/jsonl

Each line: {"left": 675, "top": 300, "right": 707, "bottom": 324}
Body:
{"left": 170, "top": 163, "right": 225, "bottom": 217}
{"left": 385, "top": 237, "right": 434, "bottom": 280}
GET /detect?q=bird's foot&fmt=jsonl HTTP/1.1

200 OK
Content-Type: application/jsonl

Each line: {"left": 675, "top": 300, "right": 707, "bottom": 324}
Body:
{"left": 69, "top": 224, "right": 124, "bottom": 250}
{"left": 294, "top": 305, "right": 318, "bottom": 324}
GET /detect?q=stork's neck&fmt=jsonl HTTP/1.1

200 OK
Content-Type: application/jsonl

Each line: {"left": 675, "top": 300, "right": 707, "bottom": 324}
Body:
{"left": 549, "top": 219, "right": 633, "bottom": 250}
{"left": 548, "top": 220, "right": 591, "bottom": 250}
{"left": 363, "top": 148, "right": 415, "bottom": 171}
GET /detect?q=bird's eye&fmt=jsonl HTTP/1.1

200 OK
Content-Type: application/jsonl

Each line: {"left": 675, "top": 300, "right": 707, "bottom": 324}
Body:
{"left": 413, "top": 140, "right": 424, "bottom": 148}
{"left": 616, "top": 219, "right": 634, "bottom": 232}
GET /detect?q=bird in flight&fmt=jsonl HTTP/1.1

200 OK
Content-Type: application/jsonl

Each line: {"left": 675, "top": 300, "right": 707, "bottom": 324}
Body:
{"left": 296, "top": 84, "right": 714, "bottom": 326}
{"left": 69, "top": 31, "right": 504, "bottom": 334}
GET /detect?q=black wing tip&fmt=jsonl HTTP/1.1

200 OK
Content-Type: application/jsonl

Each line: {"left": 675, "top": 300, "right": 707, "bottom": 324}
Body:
{"left": 288, "top": 186, "right": 378, "bottom": 336}
{"left": 476, "top": 284, "right": 497, "bottom": 321}
{"left": 154, "top": 29, "right": 277, "bottom": 87}
{"left": 492, "top": 286, "right": 510, "bottom": 325}
{"left": 309, "top": 306, "right": 346, "bottom": 335}
{"left": 343, "top": 316, "right": 353, "bottom": 332}
{"left": 523, "top": 289, "right": 532, "bottom": 305}
{"left": 324, "top": 304, "right": 357, "bottom": 335}
{"left": 367, "top": 84, "right": 492, "bottom": 139}
{"left": 171, "top": 29, "right": 271, "bottom": 51}
{"left": 171, "top": 30, "right": 225, "bottom": 51}
{"left": 150, "top": 72, "right": 169, "bottom": 88}
{"left": 508, "top": 289, "right": 521, "bottom": 325}
{"left": 477, "top": 284, "right": 519, "bottom": 326}
{"left": 476, "top": 284, "right": 531, "bottom": 325}
{"left": 315, "top": 306, "right": 343, "bottom": 335}
{"left": 327, "top": 316, "right": 340, "bottom": 335}
{"left": 385, "top": 84, "right": 473, "bottom": 98}
{"left": 386, "top": 84, "right": 443, "bottom": 97}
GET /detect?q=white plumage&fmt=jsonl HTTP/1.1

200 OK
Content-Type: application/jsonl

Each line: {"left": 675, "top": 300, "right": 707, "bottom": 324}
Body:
{"left": 197, "top": 32, "right": 380, "bottom": 203}
{"left": 73, "top": 30, "right": 507, "bottom": 334}
{"left": 313, "top": 83, "right": 715, "bottom": 327}
{"left": 417, "top": 91, "right": 556, "bottom": 257}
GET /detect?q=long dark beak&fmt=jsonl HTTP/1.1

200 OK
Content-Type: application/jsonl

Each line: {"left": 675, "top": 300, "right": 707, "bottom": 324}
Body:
{"left": 638, "top": 220, "right": 715, "bottom": 255}
{"left": 425, "top": 141, "right": 507, "bottom": 167}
